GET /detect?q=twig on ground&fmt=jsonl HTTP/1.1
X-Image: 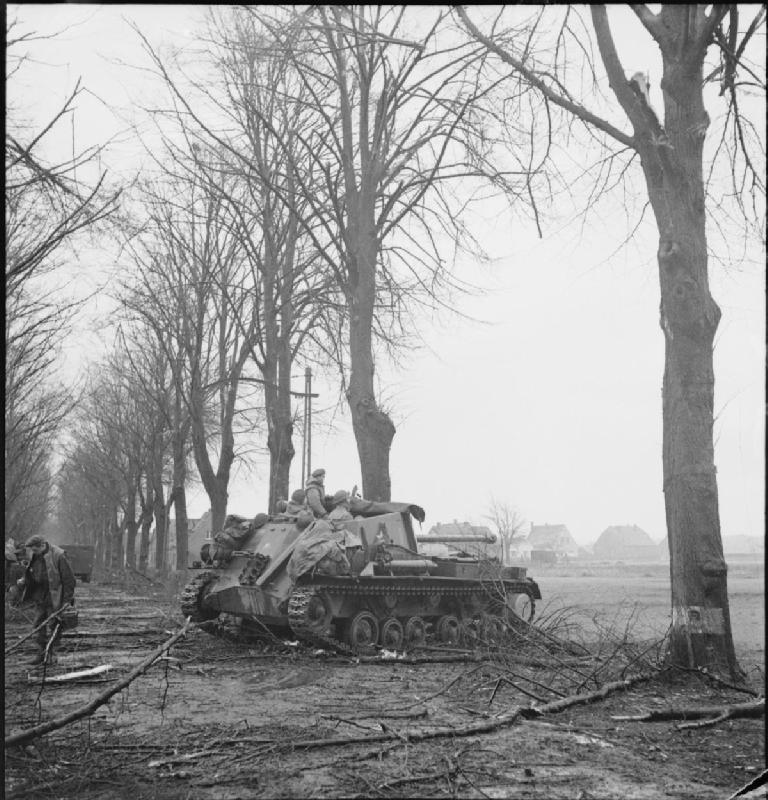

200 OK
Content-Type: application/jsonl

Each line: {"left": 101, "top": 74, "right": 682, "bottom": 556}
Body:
{"left": 5, "top": 617, "right": 195, "bottom": 747}
{"left": 672, "top": 664, "right": 762, "bottom": 697}
{"left": 284, "top": 672, "right": 655, "bottom": 751}
{"left": 4, "top": 609, "right": 63, "bottom": 655}
{"left": 611, "top": 698, "right": 765, "bottom": 727}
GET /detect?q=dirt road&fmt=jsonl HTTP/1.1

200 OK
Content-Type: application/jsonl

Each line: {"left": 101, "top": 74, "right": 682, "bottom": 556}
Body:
{"left": 4, "top": 580, "right": 764, "bottom": 799}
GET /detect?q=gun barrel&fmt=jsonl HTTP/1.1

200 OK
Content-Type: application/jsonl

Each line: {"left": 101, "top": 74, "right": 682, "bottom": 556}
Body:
{"left": 416, "top": 534, "right": 497, "bottom": 544}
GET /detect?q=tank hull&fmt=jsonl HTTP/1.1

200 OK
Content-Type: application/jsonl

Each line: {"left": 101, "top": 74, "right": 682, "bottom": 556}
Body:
{"left": 183, "top": 503, "right": 541, "bottom": 652}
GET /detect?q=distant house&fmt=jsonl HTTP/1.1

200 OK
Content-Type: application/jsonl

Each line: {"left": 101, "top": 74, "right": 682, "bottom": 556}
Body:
{"left": 527, "top": 523, "right": 579, "bottom": 559}
{"left": 594, "top": 525, "right": 658, "bottom": 561}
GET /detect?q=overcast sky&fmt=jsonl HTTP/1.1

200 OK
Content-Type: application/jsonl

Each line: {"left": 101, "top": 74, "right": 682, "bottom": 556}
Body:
{"left": 8, "top": 4, "right": 765, "bottom": 545}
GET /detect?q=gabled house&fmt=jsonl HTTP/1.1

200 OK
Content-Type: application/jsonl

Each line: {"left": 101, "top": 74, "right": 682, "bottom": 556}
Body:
{"left": 527, "top": 522, "right": 579, "bottom": 560}
{"left": 594, "top": 524, "right": 657, "bottom": 561}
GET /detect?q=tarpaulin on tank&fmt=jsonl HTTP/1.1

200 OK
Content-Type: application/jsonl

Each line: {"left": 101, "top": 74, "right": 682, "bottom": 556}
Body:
{"left": 348, "top": 498, "right": 426, "bottom": 523}
{"left": 287, "top": 520, "right": 351, "bottom": 583}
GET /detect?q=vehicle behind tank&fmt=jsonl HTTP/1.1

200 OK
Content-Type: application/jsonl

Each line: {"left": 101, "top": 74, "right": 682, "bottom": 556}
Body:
{"left": 181, "top": 497, "right": 541, "bottom": 653}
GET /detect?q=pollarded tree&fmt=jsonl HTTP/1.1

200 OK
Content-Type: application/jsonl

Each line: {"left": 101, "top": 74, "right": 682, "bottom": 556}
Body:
{"left": 457, "top": 4, "right": 765, "bottom": 678}
{"left": 225, "top": 5, "right": 531, "bottom": 500}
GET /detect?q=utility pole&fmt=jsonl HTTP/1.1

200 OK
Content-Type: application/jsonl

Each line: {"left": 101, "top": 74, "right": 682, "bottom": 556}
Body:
{"left": 299, "top": 367, "right": 317, "bottom": 483}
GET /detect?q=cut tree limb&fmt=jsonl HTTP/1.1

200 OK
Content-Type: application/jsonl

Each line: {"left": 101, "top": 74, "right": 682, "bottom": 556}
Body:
{"left": 285, "top": 673, "right": 655, "bottom": 750}
{"left": 5, "top": 618, "right": 194, "bottom": 747}
{"left": 611, "top": 698, "right": 765, "bottom": 727}
{"left": 28, "top": 665, "right": 113, "bottom": 684}
{"left": 4, "top": 608, "right": 64, "bottom": 655}
{"left": 727, "top": 768, "right": 768, "bottom": 800}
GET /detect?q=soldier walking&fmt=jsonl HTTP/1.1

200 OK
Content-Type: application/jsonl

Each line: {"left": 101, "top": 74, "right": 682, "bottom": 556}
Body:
{"left": 18, "top": 535, "right": 76, "bottom": 666}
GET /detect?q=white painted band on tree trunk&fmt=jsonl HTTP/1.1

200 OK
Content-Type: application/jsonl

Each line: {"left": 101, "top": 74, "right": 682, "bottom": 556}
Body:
{"left": 672, "top": 606, "right": 725, "bottom": 635}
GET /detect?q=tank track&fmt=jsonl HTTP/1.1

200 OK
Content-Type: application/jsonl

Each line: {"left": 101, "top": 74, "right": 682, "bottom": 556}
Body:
{"left": 288, "top": 586, "right": 356, "bottom": 656}
{"left": 180, "top": 570, "right": 220, "bottom": 624}
{"left": 287, "top": 579, "right": 536, "bottom": 655}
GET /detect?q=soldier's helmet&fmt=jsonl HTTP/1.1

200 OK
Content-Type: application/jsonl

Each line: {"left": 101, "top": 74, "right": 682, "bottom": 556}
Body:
{"left": 331, "top": 490, "right": 350, "bottom": 506}
{"left": 291, "top": 489, "right": 306, "bottom": 503}
{"left": 24, "top": 535, "right": 47, "bottom": 549}
{"left": 310, "top": 468, "right": 326, "bottom": 480}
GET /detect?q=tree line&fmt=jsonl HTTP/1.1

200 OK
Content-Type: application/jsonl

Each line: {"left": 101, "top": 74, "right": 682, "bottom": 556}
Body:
{"left": 4, "top": 6, "right": 764, "bottom": 679}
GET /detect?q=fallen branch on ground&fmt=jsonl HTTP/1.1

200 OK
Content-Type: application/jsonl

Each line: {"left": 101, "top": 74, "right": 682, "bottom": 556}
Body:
{"left": 5, "top": 618, "right": 195, "bottom": 747}
{"left": 727, "top": 768, "right": 768, "bottom": 800}
{"left": 4, "top": 609, "right": 63, "bottom": 655}
{"left": 673, "top": 665, "right": 762, "bottom": 697}
{"left": 28, "top": 665, "right": 113, "bottom": 684}
{"left": 611, "top": 698, "right": 765, "bottom": 728}
{"left": 62, "top": 629, "right": 169, "bottom": 638}
{"left": 283, "top": 672, "right": 655, "bottom": 751}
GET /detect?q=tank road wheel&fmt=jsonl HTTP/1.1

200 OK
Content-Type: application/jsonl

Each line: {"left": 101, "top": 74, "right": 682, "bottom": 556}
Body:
{"left": 180, "top": 570, "right": 219, "bottom": 624}
{"left": 379, "top": 618, "right": 404, "bottom": 650}
{"left": 494, "top": 592, "right": 536, "bottom": 627}
{"left": 347, "top": 611, "right": 380, "bottom": 651}
{"left": 436, "top": 614, "right": 463, "bottom": 645}
{"left": 508, "top": 592, "right": 536, "bottom": 624}
{"left": 404, "top": 616, "right": 426, "bottom": 649}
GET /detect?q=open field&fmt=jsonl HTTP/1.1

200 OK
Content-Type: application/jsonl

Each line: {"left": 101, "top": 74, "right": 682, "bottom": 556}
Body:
{"left": 532, "top": 560, "right": 765, "bottom": 675}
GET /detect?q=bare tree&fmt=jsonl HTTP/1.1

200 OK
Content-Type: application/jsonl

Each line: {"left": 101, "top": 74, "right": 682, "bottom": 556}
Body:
{"left": 249, "top": 6, "right": 518, "bottom": 500}
{"left": 457, "top": 4, "right": 765, "bottom": 678}
{"left": 5, "top": 18, "right": 121, "bottom": 545}
{"left": 140, "top": 6, "right": 532, "bottom": 501}
{"left": 120, "top": 157, "right": 264, "bottom": 534}
{"left": 484, "top": 499, "right": 528, "bottom": 565}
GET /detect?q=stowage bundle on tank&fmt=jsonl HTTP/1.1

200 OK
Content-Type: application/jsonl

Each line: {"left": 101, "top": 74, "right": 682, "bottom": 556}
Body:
{"left": 182, "top": 491, "right": 541, "bottom": 654}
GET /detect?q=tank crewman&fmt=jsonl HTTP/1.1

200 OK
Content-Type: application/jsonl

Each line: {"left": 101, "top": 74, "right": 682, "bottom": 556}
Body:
{"left": 304, "top": 468, "right": 329, "bottom": 519}
{"left": 18, "top": 535, "right": 76, "bottom": 666}
{"left": 285, "top": 489, "right": 307, "bottom": 516}
{"left": 328, "top": 490, "right": 363, "bottom": 550}
{"left": 328, "top": 490, "right": 353, "bottom": 525}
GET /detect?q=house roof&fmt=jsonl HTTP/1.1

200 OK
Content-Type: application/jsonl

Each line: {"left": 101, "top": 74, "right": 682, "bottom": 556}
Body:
{"left": 527, "top": 524, "right": 578, "bottom": 551}
{"left": 426, "top": 521, "right": 494, "bottom": 539}
{"left": 595, "top": 525, "right": 654, "bottom": 549}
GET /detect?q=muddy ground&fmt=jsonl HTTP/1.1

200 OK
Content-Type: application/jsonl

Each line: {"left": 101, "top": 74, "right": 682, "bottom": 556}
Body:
{"left": 4, "top": 573, "right": 765, "bottom": 800}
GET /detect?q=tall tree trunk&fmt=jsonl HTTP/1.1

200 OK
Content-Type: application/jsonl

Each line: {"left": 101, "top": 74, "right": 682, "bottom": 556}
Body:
{"left": 102, "top": 515, "right": 112, "bottom": 570}
{"left": 152, "top": 476, "right": 167, "bottom": 573}
{"left": 189, "top": 376, "right": 236, "bottom": 534}
{"left": 264, "top": 353, "right": 295, "bottom": 514}
{"left": 173, "top": 486, "right": 189, "bottom": 570}
{"left": 587, "top": 3, "right": 741, "bottom": 680}
{"left": 346, "top": 199, "right": 395, "bottom": 501}
{"left": 171, "top": 417, "right": 190, "bottom": 570}
{"left": 124, "top": 487, "right": 137, "bottom": 571}
{"left": 138, "top": 504, "right": 152, "bottom": 574}
{"left": 635, "top": 17, "right": 738, "bottom": 678}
